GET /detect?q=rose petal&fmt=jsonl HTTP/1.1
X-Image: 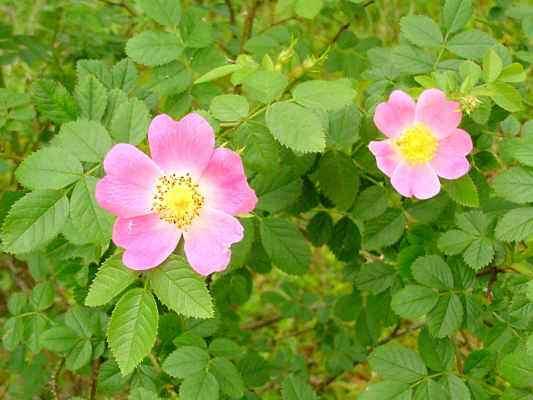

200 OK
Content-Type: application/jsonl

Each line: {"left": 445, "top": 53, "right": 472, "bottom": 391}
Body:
{"left": 415, "top": 89, "right": 461, "bottom": 139}
{"left": 391, "top": 162, "right": 414, "bottom": 198}
{"left": 373, "top": 90, "right": 416, "bottom": 138}
{"left": 431, "top": 153, "right": 470, "bottom": 180}
{"left": 113, "top": 214, "right": 180, "bottom": 270}
{"left": 369, "top": 140, "right": 400, "bottom": 177}
{"left": 148, "top": 113, "right": 215, "bottom": 178}
{"left": 183, "top": 207, "right": 244, "bottom": 276}
{"left": 200, "top": 148, "right": 257, "bottom": 215}
{"left": 437, "top": 129, "right": 473, "bottom": 156}
{"left": 411, "top": 164, "right": 441, "bottom": 199}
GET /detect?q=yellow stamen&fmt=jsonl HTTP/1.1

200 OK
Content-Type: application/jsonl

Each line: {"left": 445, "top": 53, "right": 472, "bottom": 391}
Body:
{"left": 152, "top": 173, "right": 204, "bottom": 229}
{"left": 395, "top": 124, "right": 438, "bottom": 165}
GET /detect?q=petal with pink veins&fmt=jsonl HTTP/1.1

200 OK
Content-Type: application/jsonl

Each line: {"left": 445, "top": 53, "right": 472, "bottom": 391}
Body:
{"left": 415, "top": 89, "right": 461, "bottom": 139}
{"left": 391, "top": 162, "right": 414, "bottom": 198}
{"left": 183, "top": 207, "right": 244, "bottom": 276}
{"left": 437, "top": 129, "right": 473, "bottom": 156}
{"left": 148, "top": 113, "right": 215, "bottom": 178}
{"left": 410, "top": 164, "right": 441, "bottom": 199}
{"left": 200, "top": 148, "right": 257, "bottom": 215}
{"left": 373, "top": 90, "right": 416, "bottom": 138}
{"left": 113, "top": 214, "right": 180, "bottom": 270}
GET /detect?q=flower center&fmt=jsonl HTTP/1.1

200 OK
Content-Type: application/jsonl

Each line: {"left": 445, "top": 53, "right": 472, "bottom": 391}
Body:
{"left": 395, "top": 124, "right": 437, "bottom": 165}
{"left": 152, "top": 173, "right": 204, "bottom": 229}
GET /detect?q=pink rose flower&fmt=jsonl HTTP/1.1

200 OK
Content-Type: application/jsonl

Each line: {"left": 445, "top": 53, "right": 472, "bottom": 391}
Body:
{"left": 95, "top": 113, "right": 257, "bottom": 275}
{"left": 369, "top": 89, "right": 473, "bottom": 200}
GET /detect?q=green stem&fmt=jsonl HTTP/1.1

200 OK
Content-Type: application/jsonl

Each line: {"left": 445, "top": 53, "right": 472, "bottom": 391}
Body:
{"left": 508, "top": 261, "right": 533, "bottom": 278}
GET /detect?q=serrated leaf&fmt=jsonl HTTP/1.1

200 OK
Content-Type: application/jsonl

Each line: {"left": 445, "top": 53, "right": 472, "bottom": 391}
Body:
{"left": 414, "top": 379, "right": 449, "bottom": 400}
{"left": 463, "top": 238, "right": 494, "bottom": 270}
{"left": 210, "top": 357, "right": 245, "bottom": 398}
{"left": 328, "top": 216, "right": 361, "bottom": 262}
{"left": 487, "top": 81, "right": 523, "bottom": 112}
{"left": 438, "top": 230, "right": 474, "bottom": 255}
{"left": 412, "top": 255, "right": 454, "bottom": 290}
{"left": 391, "top": 285, "right": 439, "bottom": 319}
{"left": 194, "top": 64, "right": 243, "bottom": 85}
{"left": 85, "top": 253, "right": 138, "bottom": 307}
{"left": 162, "top": 346, "right": 209, "bottom": 378}
{"left": 66, "top": 339, "right": 92, "bottom": 371}
{"left": 1, "top": 190, "right": 69, "bottom": 254}
{"left": 107, "top": 288, "right": 158, "bottom": 375}
{"left": 369, "top": 343, "right": 427, "bottom": 383}
{"left": 498, "top": 350, "right": 533, "bottom": 389}
{"left": 495, "top": 207, "right": 533, "bottom": 242}
{"left": 317, "top": 151, "right": 359, "bottom": 210}
{"left": 126, "top": 31, "right": 182, "bottom": 66}
{"left": 209, "top": 94, "right": 249, "bottom": 122}
{"left": 77, "top": 59, "right": 112, "bottom": 88}
{"left": 31, "top": 282, "right": 54, "bottom": 311}
{"left": 112, "top": 59, "right": 138, "bottom": 93}
{"left": 482, "top": 49, "right": 502, "bottom": 83}
{"left": 364, "top": 209, "right": 406, "bottom": 250}
{"left": 259, "top": 217, "right": 311, "bottom": 275}
{"left": 352, "top": 185, "right": 388, "bottom": 221}
{"left": 110, "top": 97, "right": 150, "bottom": 145}
{"left": 281, "top": 374, "right": 318, "bottom": 400}
{"left": 493, "top": 168, "right": 533, "bottom": 204}
{"left": 400, "top": 15, "right": 443, "bottom": 48}
{"left": 442, "top": 175, "right": 479, "bottom": 207}
{"left": 327, "top": 104, "right": 361, "bottom": 151}
{"left": 355, "top": 262, "right": 396, "bottom": 294}
{"left": 392, "top": 45, "right": 434, "bottom": 74}
{"left": 418, "top": 329, "right": 455, "bottom": 372}
{"left": 148, "top": 255, "right": 214, "bottom": 318}
{"left": 359, "top": 381, "right": 412, "bottom": 400}
{"left": 179, "top": 370, "right": 219, "bottom": 400}
{"left": 136, "top": 0, "right": 181, "bottom": 26}
{"left": 443, "top": 0, "right": 472, "bottom": 33}
{"left": 70, "top": 176, "right": 114, "bottom": 245}
{"left": 448, "top": 30, "right": 497, "bottom": 60}
{"left": 76, "top": 75, "right": 108, "bottom": 121}
{"left": 15, "top": 146, "right": 83, "bottom": 190}
{"left": 242, "top": 70, "right": 288, "bottom": 104}
{"left": 53, "top": 119, "right": 112, "bottom": 163}
{"left": 40, "top": 326, "right": 79, "bottom": 352}
{"left": 292, "top": 79, "right": 356, "bottom": 111}
{"left": 427, "top": 293, "right": 463, "bottom": 338}
{"left": 31, "top": 79, "right": 78, "bottom": 124}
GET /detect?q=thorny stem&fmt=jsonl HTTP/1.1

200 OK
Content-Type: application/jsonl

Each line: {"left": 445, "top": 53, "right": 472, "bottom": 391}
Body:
{"left": 224, "top": 0, "right": 236, "bottom": 25}
{"left": 50, "top": 358, "right": 65, "bottom": 400}
{"left": 89, "top": 357, "right": 101, "bottom": 400}
{"left": 240, "top": 0, "right": 262, "bottom": 52}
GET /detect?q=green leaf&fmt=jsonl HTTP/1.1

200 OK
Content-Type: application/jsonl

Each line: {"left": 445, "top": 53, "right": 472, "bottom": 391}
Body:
{"left": 392, "top": 46, "right": 434, "bottom": 74}
{"left": 148, "top": 255, "right": 214, "bottom": 318}
{"left": 15, "top": 146, "right": 83, "bottom": 190}
{"left": 107, "top": 288, "right": 159, "bottom": 375}
{"left": 70, "top": 176, "right": 113, "bottom": 244}
{"left": 194, "top": 64, "right": 243, "bottom": 85}
{"left": 66, "top": 339, "right": 93, "bottom": 371}
{"left": 400, "top": 15, "right": 443, "bottom": 48}
{"left": 327, "top": 104, "right": 361, "bottom": 151}
{"left": 53, "top": 119, "right": 112, "bottom": 163}
{"left": 307, "top": 211, "right": 334, "bottom": 246}
{"left": 110, "top": 97, "right": 150, "bottom": 145}
{"left": 64, "top": 306, "right": 93, "bottom": 337}
{"left": 208, "top": 339, "right": 241, "bottom": 359}
{"left": 317, "top": 151, "right": 359, "bottom": 210}
{"left": 414, "top": 379, "right": 449, "bottom": 400}
{"left": 209, "top": 95, "right": 249, "bottom": 122}
{"left": 364, "top": 209, "right": 406, "bottom": 250}
{"left": 442, "top": 175, "right": 479, "bottom": 207}
{"left": 482, "top": 49, "right": 502, "bottom": 83}
{"left": 266, "top": 101, "right": 325, "bottom": 153}
{"left": 455, "top": 211, "right": 488, "bottom": 236}
{"left": 448, "top": 30, "right": 497, "bottom": 60}
{"left": 112, "top": 59, "right": 138, "bottom": 93}
{"left": 391, "top": 285, "right": 439, "bottom": 319}
{"left": 281, "top": 374, "right": 318, "bottom": 400}
{"left": 1, "top": 190, "right": 69, "bottom": 254}
{"left": 162, "top": 346, "right": 209, "bottom": 378}
{"left": 179, "top": 370, "right": 219, "bottom": 400}
{"left": 2, "top": 318, "right": 23, "bottom": 351}
{"left": 328, "top": 216, "right": 361, "bottom": 262}
{"left": 462, "top": 237, "right": 494, "bottom": 270}
{"left": 501, "top": 139, "right": 533, "bottom": 167}
{"left": 31, "top": 282, "right": 54, "bottom": 311}
{"left": 126, "top": 31, "right": 182, "bottom": 66}
{"left": 499, "top": 63, "right": 527, "bottom": 83}
{"left": 242, "top": 70, "right": 288, "bottom": 104}
{"left": 77, "top": 59, "right": 112, "bottom": 88}
{"left": 76, "top": 75, "right": 108, "bottom": 122}
{"left": 443, "top": 0, "right": 473, "bottom": 33}
{"left": 352, "top": 186, "right": 388, "bottom": 221}
{"left": 427, "top": 293, "right": 463, "bottom": 338}
{"left": 334, "top": 291, "right": 363, "bottom": 322}
{"left": 150, "top": 61, "right": 192, "bottom": 96}
{"left": 442, "top": 374, "right": 471, "bottom": 400}
{"left": 259, "top": 217, "right": 311, "bottom": 275}
{"left": 294, "top": 0, "right": 323, "bottom": 19}
{"left": 136, "top": 0, "right": 181, "bottom": 26}
{"left": 368, "top": 343, "right": 427, "bottom": 383}
{"left": 493, "top": 168, "right": 533, "bottom": 204}
{"left": 85, "top": 252, "right": 138, "bottom": 307}
{"left": 412, "top": 255, "right": 454, "bottom": 290}
{"left": 355, "top": 262, "right": 396, "bottom": 294}
{"left": 418, "top": 329, "right": 455, "bottom": 372}
{"left": 210, "top": 357, "right": 245, "bottom": 398}
{"left": 495, "top": 207, "right": 533, "bottom": 242}
{"left": 40, "top": 326, "right": 79, "bottom": 352}
{"left": 129, "top": 388, "right": 161, "bottom": 400}
{"left": 32, "top": 79, "right": 78, "bottom": 124}
{"left": 487, "top": 81, "right": 523, "bottom": 112}
{"left": 498, "top": 350, "right": 533, "bottom": 389}
{"left": 359, "top": 381, "right": 412, "bottom": 400}
{"left": 292, "top": 80, "right": 356, "bottom": 111}
{"left": 438, "top": 230, "right": 474, "bottom": 255}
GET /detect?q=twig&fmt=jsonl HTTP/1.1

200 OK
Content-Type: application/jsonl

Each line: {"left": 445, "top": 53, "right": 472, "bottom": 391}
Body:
{"left": 241, "top": 315, "right": 283, "bottom": 330}
{"left": 225, "top": 0, "right": 236, "bottom": 25}
{"left": 50, "top": 358, "right": 65, "bottom": 400}
{"left": 89, "top": 357, "right": 101, "bottom": 400}
{"left": 98, "top": 0, "right": 136, "bottom": 16}
{"left": 240, "top": 0, "right": 262, "bottom": 52}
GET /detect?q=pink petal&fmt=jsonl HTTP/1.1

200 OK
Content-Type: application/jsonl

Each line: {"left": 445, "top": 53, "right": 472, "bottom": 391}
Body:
{"left": 391, "top": 162, "right": 413, "bottom": 198}
{"left": 373, "top": 90, "right": 416, "bottom": 138}
{"left": 410, "top": 164, "right": 441, "bottom": 199}
{"left": 415, "top": 89, "right": 461, "bottom": 139}
{"left": 96, "top": 144, "right": 161, "bottom": 218}
{"left": 183, "top": 207, "right": 244, "bottom": 276}
{"left": 431, "top": 153, "right": 470, "bottom": 180}
{"left": 369, "top": 140, "right": 400, "bottom": 177}
{"left": 113, "top": 214, "right": 180, "bottom": 270}
{"left": 148, "top": 113, "right": 215, "bottom": 178}
{"left": 199, "top": 148, "right": 257, "bottom": 215}
{"left": 437, "top": 129, "right": 473, "bottom": 156}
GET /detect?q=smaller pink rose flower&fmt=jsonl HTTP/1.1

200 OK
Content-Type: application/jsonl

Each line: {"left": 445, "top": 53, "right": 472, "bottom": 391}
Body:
{"left": 369, "top": 89, "right": 473, "bottom": 200}
{"left": 95, "top": 113, "right": 257, "bottom": 275}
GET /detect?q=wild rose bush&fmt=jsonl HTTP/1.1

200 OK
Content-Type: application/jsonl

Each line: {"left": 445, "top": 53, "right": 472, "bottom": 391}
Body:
{"left": 0, "top": 0, "right": 532, "bottom": 399}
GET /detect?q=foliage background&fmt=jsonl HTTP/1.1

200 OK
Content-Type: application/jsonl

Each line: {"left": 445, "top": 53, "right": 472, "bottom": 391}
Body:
{"left": 0, "top": 0, "right": 532, "bottom": 399}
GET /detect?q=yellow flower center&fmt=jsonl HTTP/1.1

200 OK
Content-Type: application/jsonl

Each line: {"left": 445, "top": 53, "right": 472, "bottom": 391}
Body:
{"left": 395, "top": 124, "right": 438, "bottom": 165}
{"left": 152, "top": 173, "right": 204, "bottom": 229}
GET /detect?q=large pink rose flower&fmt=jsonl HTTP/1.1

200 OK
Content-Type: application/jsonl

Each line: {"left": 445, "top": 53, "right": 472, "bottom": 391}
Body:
{"left": 369, "top": 89, "right": 473, "bottom": 200}
{"left": 95, "top": 113, "right": 257, "bottom": 275}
